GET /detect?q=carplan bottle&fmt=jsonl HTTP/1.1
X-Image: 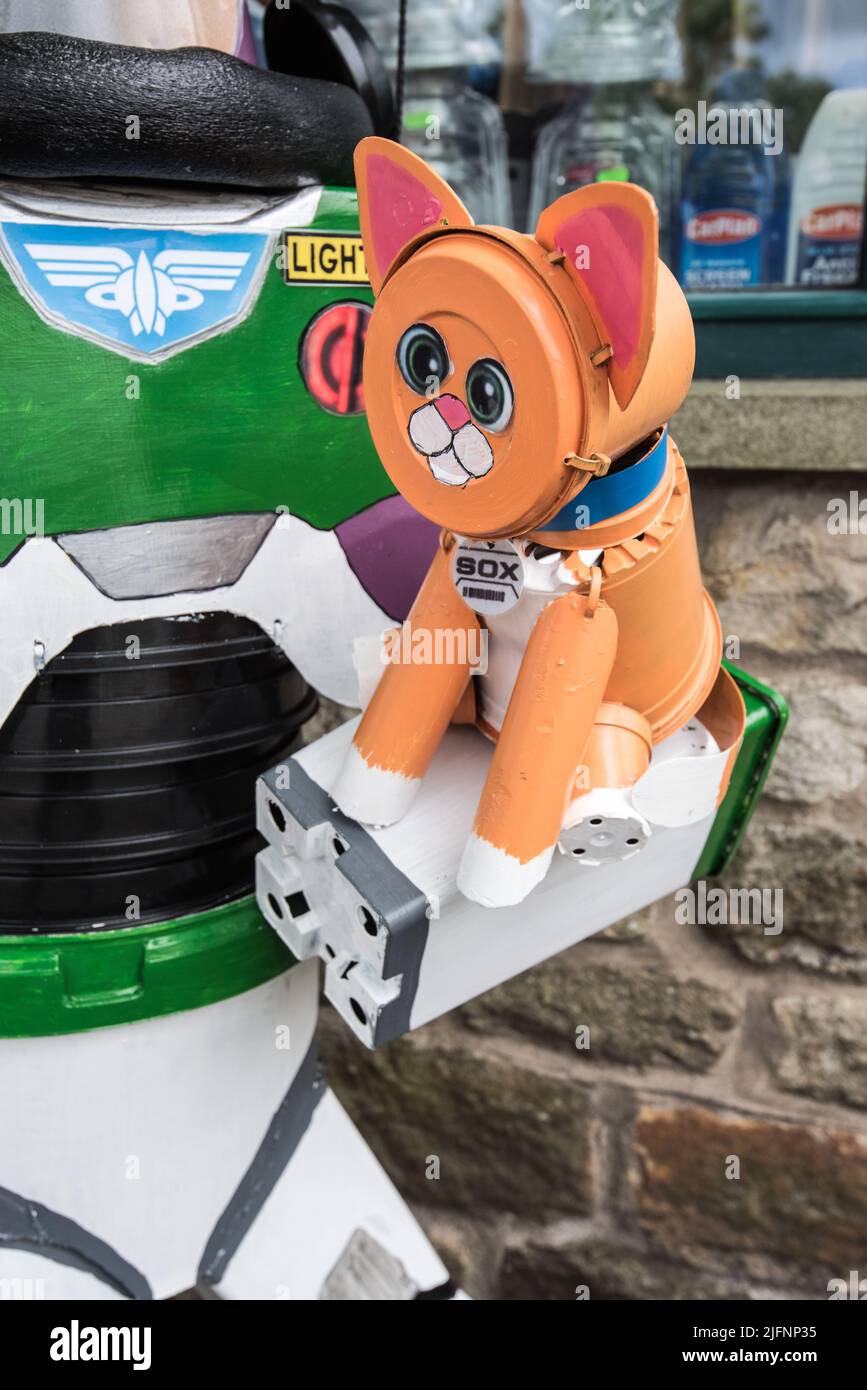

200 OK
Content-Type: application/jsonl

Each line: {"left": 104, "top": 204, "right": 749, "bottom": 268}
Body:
{"left": 679, "top": 73, "right": 777, "bottom": 290}
{"left": 786, "top": 89, "right": 867, "bottom": 287}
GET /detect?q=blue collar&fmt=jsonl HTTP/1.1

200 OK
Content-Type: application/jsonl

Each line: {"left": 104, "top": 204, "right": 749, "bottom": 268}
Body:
{"left": 541, "top": 427, "right": 669, "bottom": 534}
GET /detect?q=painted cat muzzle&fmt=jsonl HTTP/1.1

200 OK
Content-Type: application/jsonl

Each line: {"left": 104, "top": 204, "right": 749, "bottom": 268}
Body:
{"left": 408, "top": 394, "right": 494, "bottom": 487}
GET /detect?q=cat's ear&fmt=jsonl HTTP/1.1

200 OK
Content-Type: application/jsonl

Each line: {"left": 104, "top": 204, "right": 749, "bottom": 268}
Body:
{"left": 354, "top": 137, "right": 473, "bottom": 295}
{"left": 535, "top": 182, "right": 658, "bottom": 410}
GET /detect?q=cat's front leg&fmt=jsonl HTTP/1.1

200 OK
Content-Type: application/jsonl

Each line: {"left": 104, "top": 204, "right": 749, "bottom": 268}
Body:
{"left": 332, "top": 541, "right": 481, "bottom": 827}
{"left": 457, "top": 588, "right": 619, "bottom": 906}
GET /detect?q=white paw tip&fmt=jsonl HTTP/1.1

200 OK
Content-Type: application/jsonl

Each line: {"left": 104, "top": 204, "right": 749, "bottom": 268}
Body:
{"left": 457, "top": 833, "right": 554, "bottom": 907}
{"left": 331, "top": 744, "right": 419, "bottom": 828}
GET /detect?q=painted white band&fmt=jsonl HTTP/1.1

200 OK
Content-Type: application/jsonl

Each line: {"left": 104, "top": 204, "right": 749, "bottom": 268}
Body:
{"left": 332, "top": 743, "right": 421, "bottom": 828}
{"left": 457, "top": 832, "right": 554, "bottom": 908}
{"left": 0, "top": 514, "right": 389, "bottom": 729}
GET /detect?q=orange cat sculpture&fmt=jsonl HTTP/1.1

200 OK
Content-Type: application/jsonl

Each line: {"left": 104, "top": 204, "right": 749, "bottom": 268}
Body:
{"left": 332, "top": 137, "right": 745, "bottom": 907}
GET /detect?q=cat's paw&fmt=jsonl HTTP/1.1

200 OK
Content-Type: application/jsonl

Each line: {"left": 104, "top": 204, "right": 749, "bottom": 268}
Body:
{"left": 331, "top": 743, "right": 419, "bottom": 828}
{"left": 457, "top": 832, "right": 553, "bottom": 907}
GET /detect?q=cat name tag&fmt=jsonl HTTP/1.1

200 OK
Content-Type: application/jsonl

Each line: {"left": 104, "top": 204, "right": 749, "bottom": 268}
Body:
{"left": 451, "top": 538, "right": 525, "bottom": 616}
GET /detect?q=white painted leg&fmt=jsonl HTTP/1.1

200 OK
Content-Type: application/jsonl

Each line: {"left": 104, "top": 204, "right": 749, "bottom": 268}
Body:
{"left": 0, "top": 963, "right": 320, "bottom": 1299}
{"left": 0, "top": 1248, "right": 127, "bottom": 1301}
{"left": 3, "top": 956, "right": 460, "bottom": 1301}
{"left": 208, "top": 1088, "right": 452, "bottom": 1301}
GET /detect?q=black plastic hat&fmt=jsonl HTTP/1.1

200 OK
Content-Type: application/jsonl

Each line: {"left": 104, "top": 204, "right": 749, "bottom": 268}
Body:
{"left": 264, "top": 0, "right": 396, "bottom": 138}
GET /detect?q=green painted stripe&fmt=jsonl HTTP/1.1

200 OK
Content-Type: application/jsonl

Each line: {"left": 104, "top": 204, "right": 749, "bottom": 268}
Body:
{"left": 0, "top": 896, "right": 295, "bottom": 1038}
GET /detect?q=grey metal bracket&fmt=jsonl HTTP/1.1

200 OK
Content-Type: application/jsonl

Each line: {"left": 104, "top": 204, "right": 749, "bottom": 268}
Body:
{"left": 256, "top": 758, "right": 430, "bottom": 1048}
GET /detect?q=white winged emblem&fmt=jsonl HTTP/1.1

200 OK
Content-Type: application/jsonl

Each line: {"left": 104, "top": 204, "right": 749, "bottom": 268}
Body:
{"left": 0, "top": 223, "right": 270, "bottom": 360}
{"left": 24, "top": 243, "right": 252, "bottom": 338}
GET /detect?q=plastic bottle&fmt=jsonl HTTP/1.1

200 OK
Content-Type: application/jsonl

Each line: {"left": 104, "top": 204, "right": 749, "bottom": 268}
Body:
{"left": 528, "top": 87, "right": 676, "bottom": 262}
{"left": 344, "top": 0, "right": 511, "bottom": 226}
{"left": 400, "top": 68, "right": 512, "bottom": 227}
{"left": 523, "top": 0, "right": 681, "bottom": 86}
{"left": 786, "top": 89, "right": 867, "bottom": 287}
{"left": 679, "top": 72, "right": 777, "bottom": 290}
{"left": 525, "top": 0, "right": 681, "bottom": 255}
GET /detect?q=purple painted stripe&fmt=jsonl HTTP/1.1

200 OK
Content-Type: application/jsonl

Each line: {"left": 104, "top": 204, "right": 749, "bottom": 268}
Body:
{"left": 336, "top": 495, "right": 439, "bottom": 622}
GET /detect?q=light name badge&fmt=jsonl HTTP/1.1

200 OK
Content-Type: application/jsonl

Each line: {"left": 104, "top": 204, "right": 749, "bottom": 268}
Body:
{"left": 281, "top": 232, "right": 368, "bottom": 285}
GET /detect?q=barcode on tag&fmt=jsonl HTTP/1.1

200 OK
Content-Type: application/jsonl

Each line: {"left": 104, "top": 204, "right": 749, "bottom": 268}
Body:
{"left": 462, "top": 586, "right": 505, "bottom": 603}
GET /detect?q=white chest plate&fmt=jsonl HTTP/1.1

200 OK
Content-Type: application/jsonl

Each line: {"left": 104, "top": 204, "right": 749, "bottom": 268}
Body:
{"left": 470, "top": 543, "right": 603, "bottom": 733}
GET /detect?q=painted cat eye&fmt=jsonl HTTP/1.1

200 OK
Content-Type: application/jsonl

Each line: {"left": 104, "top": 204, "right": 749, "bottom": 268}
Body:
{"left": 396, "top": 323, "right": 450, "bottom": 396}
{"left": 465, "top": 358, "right": 514, "bottom": 432}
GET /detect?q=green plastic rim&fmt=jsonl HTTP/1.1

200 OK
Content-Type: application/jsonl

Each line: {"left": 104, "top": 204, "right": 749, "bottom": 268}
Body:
{"left": 691, "top": 661, "right": 789, "bottom": 881}
{"left": 0, "top": 895, "right": 296, "bottom": 1039}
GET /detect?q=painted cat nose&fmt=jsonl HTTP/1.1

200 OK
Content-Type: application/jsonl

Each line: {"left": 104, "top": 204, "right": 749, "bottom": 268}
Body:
{"left": 434, "top": 394, "right": 471, "bottom": 430}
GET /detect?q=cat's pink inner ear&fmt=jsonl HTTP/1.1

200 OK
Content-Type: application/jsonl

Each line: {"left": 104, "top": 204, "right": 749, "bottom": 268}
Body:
{"left": 366, "top": 153, "right": 445, "bottom": 284}
{"left": 554, "top": 205, "right": 645, "bottom": 366}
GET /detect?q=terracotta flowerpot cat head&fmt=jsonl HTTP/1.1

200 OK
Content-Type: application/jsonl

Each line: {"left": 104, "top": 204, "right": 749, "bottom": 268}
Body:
{"left": 355, "top": 137, "right": 695, "bottom": 541}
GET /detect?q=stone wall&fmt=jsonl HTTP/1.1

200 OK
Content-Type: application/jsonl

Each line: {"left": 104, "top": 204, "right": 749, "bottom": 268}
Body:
{"left": 313, "top": 409, "right": 867, "bottom": 1300}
